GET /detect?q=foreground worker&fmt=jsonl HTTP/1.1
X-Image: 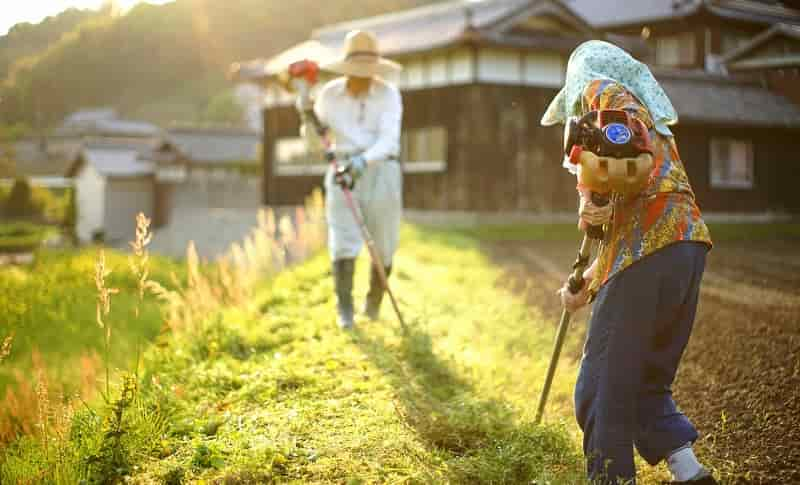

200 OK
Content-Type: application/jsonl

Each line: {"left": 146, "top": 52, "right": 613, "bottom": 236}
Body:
{"left": 296, "top": 30, "right": 403, "bottom": 329}
{"left": 542, "top": 41, "right": 715, "bottom": 484}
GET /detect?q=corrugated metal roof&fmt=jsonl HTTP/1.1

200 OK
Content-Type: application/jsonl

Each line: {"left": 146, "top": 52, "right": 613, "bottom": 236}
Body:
{"left": 168, "top": 128, "right": 260, "bottom": 164}
{"left": 658, "top": 72, "right": 800, "bottom": 127}
{"left": 567, "top": 0, "right": 800, "bottom": 29}
{"left": 84, "top": 147, "right": 154, "bottom": 178}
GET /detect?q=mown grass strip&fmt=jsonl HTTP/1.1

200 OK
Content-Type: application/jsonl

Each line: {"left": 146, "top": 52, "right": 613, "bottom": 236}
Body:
{"left": 120, "top": 225, "right": 585, "bottom": 483}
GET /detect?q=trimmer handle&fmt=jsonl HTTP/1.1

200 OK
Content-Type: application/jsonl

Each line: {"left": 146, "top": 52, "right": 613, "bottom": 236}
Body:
{"left": 586, "top": 192, "right": 610, "bottom": 241}
{"left": 567, "top": 273, "right": 585, "bottom": 295}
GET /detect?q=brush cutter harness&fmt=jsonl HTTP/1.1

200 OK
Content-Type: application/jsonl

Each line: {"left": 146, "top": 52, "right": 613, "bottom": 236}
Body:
{"left": 564, "top": 109, "right": 654, "bottom": 198}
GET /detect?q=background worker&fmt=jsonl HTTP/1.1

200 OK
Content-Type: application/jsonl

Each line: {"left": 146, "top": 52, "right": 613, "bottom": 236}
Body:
{"left": 295, "top": 30, "right": 403, "bottom": 329}
{"left": 542, "top": 41, "right": 715, "bottom": 485}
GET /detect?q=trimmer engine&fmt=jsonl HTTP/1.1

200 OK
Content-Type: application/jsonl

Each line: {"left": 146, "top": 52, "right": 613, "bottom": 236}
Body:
{"left": 278, "top": 59, "right": 321, "bottom": 93}
{"left": 564, "top": 110, "right": 654, "bottom": 196}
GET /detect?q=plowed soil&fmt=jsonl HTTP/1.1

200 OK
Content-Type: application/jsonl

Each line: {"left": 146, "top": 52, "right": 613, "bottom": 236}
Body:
{"left": 488, "top": 239, "right": 800, "bottom": 484}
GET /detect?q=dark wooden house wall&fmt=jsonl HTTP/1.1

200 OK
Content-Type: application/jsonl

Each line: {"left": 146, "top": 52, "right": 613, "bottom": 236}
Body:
{"left": 262, "top": 107, "right": 318, "bottom": 207}
{"left": 673, "top": 124, "right": 800, "bottom": 213}
{"left": 765, "top": 70, "right": 800, "bottom": 107}
{"left": 263, "top": 85, "right": 800, "bottom": 214}
{"left": 263, "top": 83, "right": 576, "bottom": 212}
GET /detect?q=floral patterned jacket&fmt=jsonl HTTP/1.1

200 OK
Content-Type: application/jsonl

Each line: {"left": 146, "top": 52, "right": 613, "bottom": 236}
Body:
{"left": 582, "top": 79, "right": 713, "bottom": 294}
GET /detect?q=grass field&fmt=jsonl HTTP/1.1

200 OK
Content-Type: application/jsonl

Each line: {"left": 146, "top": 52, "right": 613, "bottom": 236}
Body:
{"left": 0, "top": 225, "right": 588, "bottom": 483}
{"left": 0, "top": 245, "right": 187, "bottom": 447}
{"left": 1, "top": 219, "right": 797, "bottom": 483}
{"left": 0, "top": 247, "right": 185, "bottom": 392}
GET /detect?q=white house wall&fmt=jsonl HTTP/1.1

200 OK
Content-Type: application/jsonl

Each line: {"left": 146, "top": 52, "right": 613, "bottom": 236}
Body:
{"left": 403, "top": 59, "right": 426, "bottom": 89}
{"left": 75, "top": 162, "right": 106, "bottom": 243}
{"left": 450, "top": 48, "right": 475, "bottom": 84}
{"left": 477, "top": 48, "right": 522, "bottom": 84}
{"left": 428, "top": 56, "right": 449, "bottom": 87}
{"left": 523, "top": 51, "right": 565, "bottom": 87}
{"left": 262, "top": 47, "right": 565, "bottom": 107}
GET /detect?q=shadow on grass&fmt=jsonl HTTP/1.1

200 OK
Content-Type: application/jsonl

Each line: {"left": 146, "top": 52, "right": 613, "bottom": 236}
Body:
{"left": 354, "top": 322, "right": 509, "bottom": 454}
{"left": 353, "top": 321, "right": 583, "bottom": 484}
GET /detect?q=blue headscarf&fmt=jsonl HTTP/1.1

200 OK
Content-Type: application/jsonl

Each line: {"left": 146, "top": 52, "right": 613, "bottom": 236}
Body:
{"left": 541, "top": 40, "right": 678, "bottom": 137}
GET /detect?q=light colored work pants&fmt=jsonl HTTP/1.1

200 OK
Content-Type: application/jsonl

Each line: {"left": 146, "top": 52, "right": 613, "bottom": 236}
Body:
{"left": 325, "top": 160, "right": 403, "bottom": 265}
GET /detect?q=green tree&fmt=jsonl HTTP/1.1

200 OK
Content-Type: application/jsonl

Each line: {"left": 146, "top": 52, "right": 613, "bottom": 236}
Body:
{"left": 0, "top": 0, "right": 447, "bottom": 127}
{"left": 0, "top": 123, "right": 28, "bottom": 177}
{"left": 202, "top": 90, "right": 244, "bottom": 125}
{"left": 3, "top": 178, "right": 41, "bottom": 220}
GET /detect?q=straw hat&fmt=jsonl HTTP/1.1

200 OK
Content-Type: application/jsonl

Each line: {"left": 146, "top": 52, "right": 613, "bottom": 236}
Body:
{"left": 321, "top": 30, "right": 402, "bottom": 78}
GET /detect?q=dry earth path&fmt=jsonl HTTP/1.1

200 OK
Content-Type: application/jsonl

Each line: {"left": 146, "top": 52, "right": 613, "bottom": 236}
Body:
{"left": 487, "top": 240, "right": 800, "bottom": 484}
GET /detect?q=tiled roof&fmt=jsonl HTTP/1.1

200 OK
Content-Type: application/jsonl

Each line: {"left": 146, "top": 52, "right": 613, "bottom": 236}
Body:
{"left": 167, "top": 128, "right": 260, "bottom": 164}
{"left": 657, "top": 70, "right": 800, "bottom": 127}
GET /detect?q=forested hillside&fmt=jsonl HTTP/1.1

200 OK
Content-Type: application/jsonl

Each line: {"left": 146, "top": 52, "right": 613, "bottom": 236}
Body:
{"left": 0, "top": 0, "right": 442, "bottom": 128}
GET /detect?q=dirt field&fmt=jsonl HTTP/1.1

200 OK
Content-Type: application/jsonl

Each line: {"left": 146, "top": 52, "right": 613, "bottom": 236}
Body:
{"left": 488, "top": 237, "right": 800, "bottom": 484}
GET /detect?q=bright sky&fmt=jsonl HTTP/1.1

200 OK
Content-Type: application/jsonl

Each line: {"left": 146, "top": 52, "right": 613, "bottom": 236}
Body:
{"left": 1, "top": 1, "right": 172, "bottom": 36}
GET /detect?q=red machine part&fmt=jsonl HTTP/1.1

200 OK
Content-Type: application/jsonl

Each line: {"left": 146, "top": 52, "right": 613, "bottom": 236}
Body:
{"left": 287, "top": 59, "right": 320, "bottom": 86}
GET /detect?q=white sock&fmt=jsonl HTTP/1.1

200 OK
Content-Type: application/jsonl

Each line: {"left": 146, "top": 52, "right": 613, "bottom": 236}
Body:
{"left": 667, "top": 444, "right": 706, "bottom": 482}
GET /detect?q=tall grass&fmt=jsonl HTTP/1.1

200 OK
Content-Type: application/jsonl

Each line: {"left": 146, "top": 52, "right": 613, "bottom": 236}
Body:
{"left": 0, "top": 190, "right": 326, "bottom": 483}
{"left": 148, "top": 190, "right": 325, "bottom": 333}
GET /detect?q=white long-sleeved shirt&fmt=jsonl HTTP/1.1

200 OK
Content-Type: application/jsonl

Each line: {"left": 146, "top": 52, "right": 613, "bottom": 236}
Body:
{"left": 307, "top": 77, "right": 402, "bottom": 164}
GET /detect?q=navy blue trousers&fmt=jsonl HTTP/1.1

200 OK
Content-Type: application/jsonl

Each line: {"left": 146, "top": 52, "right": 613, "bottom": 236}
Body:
{"left": 575, "top": 242, "right": 708, "bottom": 484}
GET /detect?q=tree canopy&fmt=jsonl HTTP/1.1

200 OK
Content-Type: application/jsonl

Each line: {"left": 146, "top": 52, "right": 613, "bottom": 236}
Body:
{"left": 0, "top": 0, "right": 442, "bottom": 128}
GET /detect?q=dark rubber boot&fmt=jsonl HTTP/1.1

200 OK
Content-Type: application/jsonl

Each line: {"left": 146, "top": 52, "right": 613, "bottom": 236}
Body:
{"left": 333, "top": 258, "right": 355, "bottom": 329}
{"left": 364, "top": 264, "right": 391, "bottom": 321}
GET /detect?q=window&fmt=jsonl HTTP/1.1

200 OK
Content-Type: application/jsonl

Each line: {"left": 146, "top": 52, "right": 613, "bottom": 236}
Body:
{"left": 655, "top": 32, "right": 696, "bottom": 67}
{"left": 273, "top": 136, "right": 325, "bottom": 176}
{"left": 401, "top": 126, "right": 448, "bottom": 173}
{"left": 710, "top": 138, "right": 754, "bottom": 189}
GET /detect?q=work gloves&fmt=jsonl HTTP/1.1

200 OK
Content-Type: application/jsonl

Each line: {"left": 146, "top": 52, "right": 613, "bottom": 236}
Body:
{"left": 577, "top": 187, "right": 613, "bottom": 232}
{"left": 335, "top": 155, "right": 367, "bottom": 190}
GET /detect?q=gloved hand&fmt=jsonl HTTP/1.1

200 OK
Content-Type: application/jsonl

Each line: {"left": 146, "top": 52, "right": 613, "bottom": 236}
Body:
{"left": 335, "top": 155, "right": 367, "bottom": 190}
{"left": 557, "top": 279, "right": 591, "bottom": 313}
{"left": 578, "top": 187, "right": 612, "bottom": 232}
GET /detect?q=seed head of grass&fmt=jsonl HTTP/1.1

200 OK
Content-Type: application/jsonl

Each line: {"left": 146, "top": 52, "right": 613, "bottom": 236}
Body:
{"left": 35, "top": 369, "right": 49, "bottom": 446}
{"left": 94, "top": 249, "right": 119, "bottom": 329}
{"left": 129, "top": 212, "right": 153, "bottom": 307}
{"left": 0, "top": 332, "right": 14, "bottom": 364}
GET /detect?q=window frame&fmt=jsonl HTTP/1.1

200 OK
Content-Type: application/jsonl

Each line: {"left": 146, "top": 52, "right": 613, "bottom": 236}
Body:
{"left": 272, "top": 136, "right": 327, "bottom": 176}
{"left": 709, "top": 137, "right": 755, "bottom": 190}
{"left": 401, "top": 125, "right": 448, "bottom": 174}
